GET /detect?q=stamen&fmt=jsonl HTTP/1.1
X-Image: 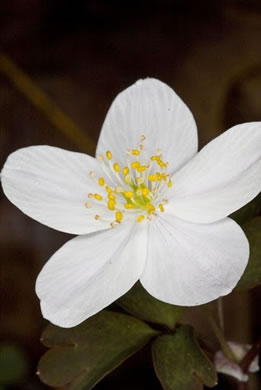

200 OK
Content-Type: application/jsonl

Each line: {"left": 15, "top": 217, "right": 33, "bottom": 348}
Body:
{"left": 123, "top": 167, "right": 129, "bottom": 176}
{"left": 131, "top": 149, "right": 140, "bottom": 155}
{"left": 106, "top": 151, "right": 112, "bottom": 160}
{"left": 159, "top": 204, "right": 165, "bottom": 212}
{"left": 98, "top": 154, "right": 104, "bottom": 161}
{"left": 94, "top": 193, "right": 103, "bottom": 201}
{"left": 113, "top": 162, "right": 120, "bottom": 172}
{"left": 131, "top": 161, "right": 140, "bottom": 169}
{"left": 124, "top": 203, "right": 133, "bottom": 209}
{"left": 98, "top": 177, "right": 105, "bottom": 186}
{"left": 108, "top": 200, "right": 115, "bottom": 210}
{"left": 148, "top": 174, "right": 157, "bottom": 182}
{"left": 88, "top": 193, "right": 93, "bottom": 198}
{"left": 95, "top": 215, "right": 100, "bottom": 220}
{"left": 124, "top": 191, "right": 134, "bottom": 198}
{"left": 115, "top": 211, "right": 123, "bottom": 223}
{"left": 137, "top": 215, "right": 145, "bottom": 223}
{"left": 84, "top": 202, "right": 91, "bottom": 208}
{"left": 168, "top": 180, "right": 172, "bottom": 188}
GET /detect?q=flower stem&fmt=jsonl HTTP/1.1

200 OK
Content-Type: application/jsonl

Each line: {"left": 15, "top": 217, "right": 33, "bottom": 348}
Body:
{"left": 207, "top": 315, "right": 238, "bottom": 362}
{"left": 217, "top": 297, "right": 224, "bottom": 331}
{"left": 0, "top": 51, "right": 95, "bottom": 154}
{"left": 240, "top": 337, "right": 261, "bottom": 373}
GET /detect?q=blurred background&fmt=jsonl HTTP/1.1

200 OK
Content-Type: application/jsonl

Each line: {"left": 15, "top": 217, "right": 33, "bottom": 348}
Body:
{"left": 0, "top": 1, "right": 261, "bottom": 389}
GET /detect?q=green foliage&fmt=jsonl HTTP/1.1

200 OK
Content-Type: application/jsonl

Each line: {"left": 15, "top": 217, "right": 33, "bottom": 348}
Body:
{"left": 38, "top": 310, "right": 158, "bottom": 390}
{"left": 117, "top": 282, "right": 183, "bottom": 330}
{"left": 152, "top": 326, "right": 217, "bottom": 390}
{"left": 0, "top": 343, "right": 28, "bottom": 385}
{"left": 237, "top": 217, "right": 261, "bottom": 289}
{"left": 230, "top": 193, "right": 261, "bottom": 225}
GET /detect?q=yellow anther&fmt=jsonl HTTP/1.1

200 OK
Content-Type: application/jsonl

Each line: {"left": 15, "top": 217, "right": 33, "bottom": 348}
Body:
{"left": 145, "top": 204, "right": 155, "bottom": 214}
{"left": 131, "top": 161, "right": 140, "bottom": 169}
{"left": 140, "top": 135, "right": 146, "bottom": 141}
{"left": 108, "top": 194, "right": 116, "bottom": 201}
{"left": 137, "top": 215, "right": 145, "bottom": 223}
{"left": 88, "top": 193, "right": 93, "bottom": 198}
{"left": 123, "top": 167, "right": 129, "bottom": 176}
{"left": 94, "top": 193, "right": 103, "bottom": 201}
{"left": 158, "top": 160, "right": 167, "bottom": 168}
{"left": 137, "top": 165, "right": 146, "bottom": 172}
{"left": 148, "top": 174, "right": 157, "bottom": 182}
{"left": 151, "top": 155, "right": 160, "bottom": 161}
{"left": 168, "top": 180, "right": 173, "bottom": 188}
{"left": 108, "top": 200, "right": 115, "bottom": 210}
{"left": 131, "top": 149, "right": 140, "bottom": 155}
{"left": 105, "top": 186, "right": 112, "bottom": 193}
{"left": 95, "top": 215, "right": 100, "bottom": 220}
{"left": 142, "top": 187, "right": 150, "bottom": 196}
{"left": 98, "top": 177, "right": 105, "bottom": 186}
{"left": 115, "top": 211, "right": 123, "bottom": 223}
{"left": 156, "top": 172, "right": 162, "bottom": 181}
{"left": 124, "top": 203, "right": 133, "bottom": 209}
{"left": 113, "top": 162, "right": 120, "bottom": 172}
{"left": 159, "top": 204, "right": 165, "bottom": 212}
{"left": 106, "top": 151, "right": 112, "bottom": 160}
{"left": 89, "top": 171, "right": 95, "bottom": 177}
{"left": 124, "top": 191, "right": 134, "bottom": 198}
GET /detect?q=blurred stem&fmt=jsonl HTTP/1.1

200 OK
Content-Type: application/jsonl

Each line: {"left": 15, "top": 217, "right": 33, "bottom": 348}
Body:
{"left": 0, "top": 51, "right": 95, "bottom": 154}
{"left": 207, "top": 315, "right": 238, "bottom": 362}
{"left": 217, "top": 297, "right": 224, "bottom": 331}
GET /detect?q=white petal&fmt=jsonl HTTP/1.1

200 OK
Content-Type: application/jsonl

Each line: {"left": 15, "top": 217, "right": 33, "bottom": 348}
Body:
{"left": 36, "top": 221, "right": 148, "bottom": 327}
{"left": 214, "top": 350, "right": 249, "bottom": 382}
{"left": 96, "top": 78, "right": 198, "bottom": 174}
{"left": 1, "top": 146, "right": 115, "bottom": 234}
{"left": 167, "top": 123, "right": 261, "bottom": 223}
{"left": 140, "top": 215, "right": 249, "bottom": 306}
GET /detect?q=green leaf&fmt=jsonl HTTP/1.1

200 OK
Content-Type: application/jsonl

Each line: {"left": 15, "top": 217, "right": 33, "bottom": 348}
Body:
{"left": 38, "top": 310, "right": 158, "bottom": 390}
{"left": 152, "top": 326, "right": 217, "bottom": 390}
{"left": 117, "top": 282, "right": 183, "bottom": 330}
{"left": 230, "top": 193, "right": 261, "bottom": 225}
{"left": 237, "top": 217, "right": 261, "bottom": 289}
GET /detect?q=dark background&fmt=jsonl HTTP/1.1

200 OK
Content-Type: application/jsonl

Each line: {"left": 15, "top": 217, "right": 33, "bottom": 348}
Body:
{"left": 0, "top": 1, "right": 261, "bottom": 389}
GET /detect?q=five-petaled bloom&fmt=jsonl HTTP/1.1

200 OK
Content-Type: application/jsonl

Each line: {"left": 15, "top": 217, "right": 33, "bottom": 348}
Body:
{"left": 1, "top": 79, "right": 261, "bottom": 327}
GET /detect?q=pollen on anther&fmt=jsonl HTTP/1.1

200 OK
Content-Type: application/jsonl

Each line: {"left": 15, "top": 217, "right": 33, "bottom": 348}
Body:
{"left": 113, "top": 162, "right": 120, "bottom": 172}
{"left": 131, "top": 161, "right": 140, "bottom": 169}
{"left": 124, "top": 203, "right": 133, "bottom": 209}
{"left": 115, "top": 210, "right": 123, "bottom": 223}
{"left": 95, "top": 215, "right": 100, "bottom": 220}
{"left": 124, "top": 191, "right": 133, "bottom": 198}
{"left": 131, "top": 149, "right": 140, "bottom": 155}
{"left": 94, "top": 193, "right": 103, "bottom": 201}
{"left": 108, "top": 200, "right": 115, "bottom": 210}
{"left": 159, "top": 204, "right": 165, "bottom": 212}
{"left": 123, "top": 167, "right": 129, "bottom": 176}
{"left": 137, "top": 215, "right": 144, "bottom": 222}
{"left": 168, "top": 180, "right": 173, "bottom": 188}
{"left": 98, "top": 177, "right": 105, "bottom": 186}
{"left": 106, "top": 151, "right": 112, "bottom": 160}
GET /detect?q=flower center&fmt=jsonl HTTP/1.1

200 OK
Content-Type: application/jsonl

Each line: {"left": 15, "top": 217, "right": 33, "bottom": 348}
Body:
{"left": 86, "top": 136, "right": 172, "bottom": 227}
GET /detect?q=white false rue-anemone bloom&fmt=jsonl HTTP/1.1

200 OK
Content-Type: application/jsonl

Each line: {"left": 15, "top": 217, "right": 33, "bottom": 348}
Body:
{"left": 1, "top": 79, "right": 261, "bottom": 328}
{"left": 214, "top": 341, "right": 260, "bottom": 382}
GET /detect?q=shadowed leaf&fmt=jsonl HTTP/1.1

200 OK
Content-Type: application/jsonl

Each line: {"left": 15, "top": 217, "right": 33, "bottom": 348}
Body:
{"left": 230, "top": 193, "right": 261, "bottom": 225}
{"left": 152, "top": 326, "right": 217, "bottom": 390}
{"left": 38, "top": 310, "right": 158, "bottom": 390}
{"left": 237, "top": 217, "right": 261, "bottom": 289}
{"left": 117, "top": 282, "right": 183, "bottom": 330}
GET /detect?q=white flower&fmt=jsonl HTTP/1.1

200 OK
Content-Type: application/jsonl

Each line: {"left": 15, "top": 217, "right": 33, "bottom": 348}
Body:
{"left": 214, "top": 341, "right": 260, "bottom": 382}
{"left": 1, "top": 79, "right": 261, "bottom": 327}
